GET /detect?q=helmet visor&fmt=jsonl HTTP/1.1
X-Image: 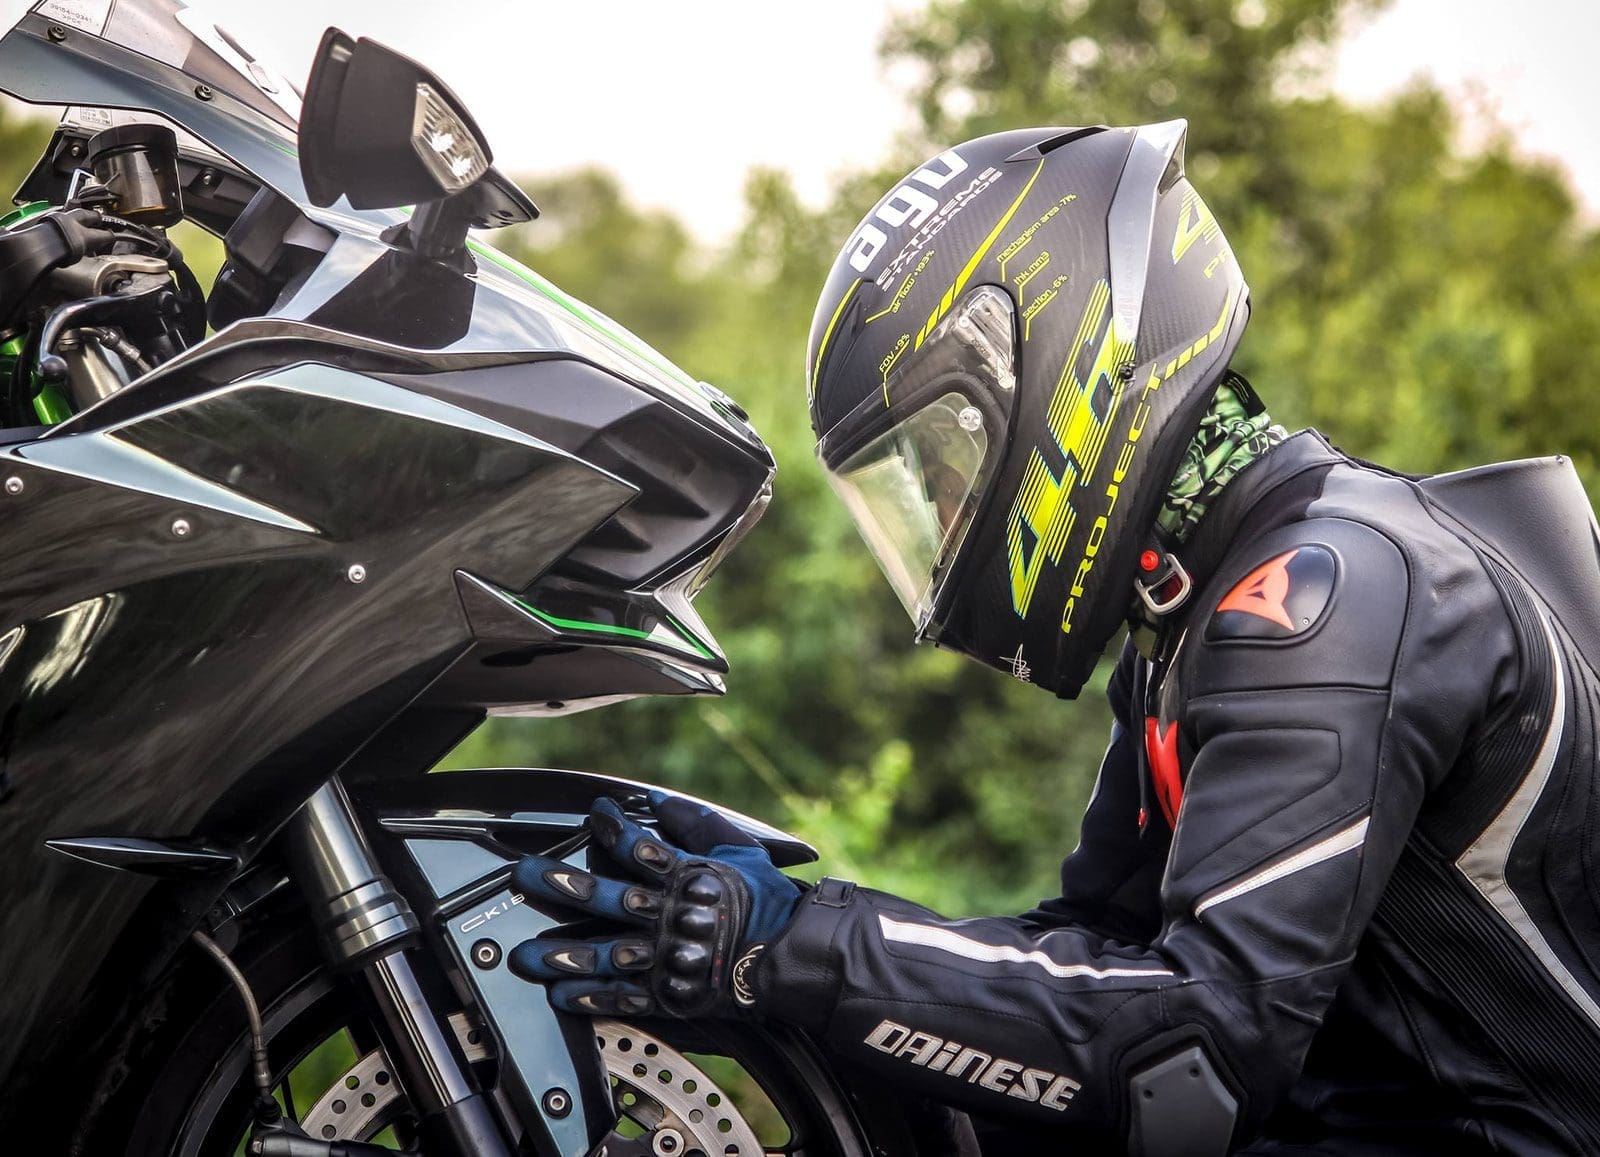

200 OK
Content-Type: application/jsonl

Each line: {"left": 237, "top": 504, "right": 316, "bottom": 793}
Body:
{"left": 818, "top": 285, "right": 1017, "bottom": 628}
{"left": 826, "top": 392, "right": 990, "bottom": 623}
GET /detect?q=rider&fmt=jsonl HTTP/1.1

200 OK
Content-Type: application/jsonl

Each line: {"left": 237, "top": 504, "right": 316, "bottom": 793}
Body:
{"left": 510, "top": 122, "right": 1600, "bottom": 1155}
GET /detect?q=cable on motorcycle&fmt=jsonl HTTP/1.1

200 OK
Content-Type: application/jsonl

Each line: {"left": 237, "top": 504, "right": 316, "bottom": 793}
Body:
{"left": 189, "top": 929, "right": 282, "bottom": 1128}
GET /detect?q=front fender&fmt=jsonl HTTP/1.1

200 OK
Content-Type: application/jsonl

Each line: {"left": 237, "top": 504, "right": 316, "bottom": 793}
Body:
{"left": 347, "top": 767, "right": 816, "bottom": 1157}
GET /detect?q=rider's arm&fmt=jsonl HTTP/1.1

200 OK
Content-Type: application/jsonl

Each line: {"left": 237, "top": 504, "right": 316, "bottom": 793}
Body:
{"left": 753, "top": 517, "right": 1515, "bottom": 1153}
{"left": 1020, "top": 639, "right": 1166, "bottom": 946}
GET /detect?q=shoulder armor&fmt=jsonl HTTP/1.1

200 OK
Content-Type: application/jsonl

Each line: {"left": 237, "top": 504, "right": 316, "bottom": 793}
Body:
{"left": 1205, "top": 544, "right": 1337, "bottom": 643}
{"left": 1188, "top": 517, "right": 1408, "bottom": 697}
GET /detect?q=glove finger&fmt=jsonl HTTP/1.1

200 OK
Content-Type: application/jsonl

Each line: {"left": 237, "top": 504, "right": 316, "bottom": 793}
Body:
{"left": 508, "top": 936, "right": 655, "bottom": 983}
{"left": 647, "top": 790, "right": 759, "bottom": 855}
{"left": 512, "top": 854, "right": 664, "bottom": 926}
{"left": 589, "top": 797, "right": 690, "bottom": 880}
{"left": 546, "top": 978, "right": 656, "bottom": 1018}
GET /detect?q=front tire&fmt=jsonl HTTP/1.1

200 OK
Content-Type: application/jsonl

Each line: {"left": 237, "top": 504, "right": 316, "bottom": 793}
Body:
{"left": 90, "top": 913, "right": 931, "bottom": 1156}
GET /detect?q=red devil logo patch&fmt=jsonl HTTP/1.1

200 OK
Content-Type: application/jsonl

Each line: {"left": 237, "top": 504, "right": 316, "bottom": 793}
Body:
{"left": 1216, "top": 549, "right": 1299, "bottom": 629}
{"left": 1207, "top": 544, "right": 1338, "bottom": 643}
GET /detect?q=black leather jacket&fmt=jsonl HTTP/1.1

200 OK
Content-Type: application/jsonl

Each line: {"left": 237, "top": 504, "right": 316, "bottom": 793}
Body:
{"left": 756, "top": 431, "right": 1600, "bottom": 1155}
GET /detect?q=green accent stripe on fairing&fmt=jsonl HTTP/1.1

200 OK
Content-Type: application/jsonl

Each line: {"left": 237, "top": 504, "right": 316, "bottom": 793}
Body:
{"left": 663, "top": 613, "right": 717, "bottom": 662}
{"left": 509, "top": 594, "right": 714, "bottom": 662}
{"left": 464, "top": 239, "right": 697, "bottom": 390}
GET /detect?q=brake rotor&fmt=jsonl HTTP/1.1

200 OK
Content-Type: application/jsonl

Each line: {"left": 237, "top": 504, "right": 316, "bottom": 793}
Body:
{"left": 298, "top": 1048, "right": 404, "bottom": 1144}
{"left": 594, "top": 1019, "right": 764, "bottom": 1157}
{"left": 299, "top": 1017, "right": 763, "bottom": 1156}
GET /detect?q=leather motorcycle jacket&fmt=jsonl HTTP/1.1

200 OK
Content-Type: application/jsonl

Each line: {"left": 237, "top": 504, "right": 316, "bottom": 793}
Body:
{"left": 755, "top": 430, "right": 1600, "bottom": 1155}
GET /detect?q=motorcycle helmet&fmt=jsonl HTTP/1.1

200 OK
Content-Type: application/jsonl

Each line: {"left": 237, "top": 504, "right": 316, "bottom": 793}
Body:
{"left": 808, "top": 121, "right": 1249, "bottom": 698}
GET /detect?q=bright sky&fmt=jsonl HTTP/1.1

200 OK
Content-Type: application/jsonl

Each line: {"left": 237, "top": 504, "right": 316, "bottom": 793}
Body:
{"left": 3, "top": 0, "right": 1597, "bottom": 238}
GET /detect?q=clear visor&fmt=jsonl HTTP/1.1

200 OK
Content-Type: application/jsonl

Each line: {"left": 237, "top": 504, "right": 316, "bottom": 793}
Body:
{"left": 819, "top": 285, "right": 1016, "bottom": 628}
{"left": 827, "top": 392, "right": 990, "bottom": 623}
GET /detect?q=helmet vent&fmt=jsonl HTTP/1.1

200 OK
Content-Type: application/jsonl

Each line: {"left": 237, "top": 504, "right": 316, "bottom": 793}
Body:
{"left": 1007, "top": 126, "right": 1107, "bottom": 163}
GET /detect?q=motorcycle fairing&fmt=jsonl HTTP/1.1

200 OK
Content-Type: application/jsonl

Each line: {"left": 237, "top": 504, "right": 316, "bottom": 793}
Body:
{"left": 0, "top": 0, "right": 781, "bottom": 1141}
{"left": 0, "top": 361, "right": 636, "bottom": 1097}
{"left": 351, "top": 767, "right": 818, "bottom": 1156}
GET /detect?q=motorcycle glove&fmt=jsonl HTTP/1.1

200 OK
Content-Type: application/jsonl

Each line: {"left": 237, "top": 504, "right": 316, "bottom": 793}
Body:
{"left": 509, "top": 791, "right": 801, "bottom": 1018}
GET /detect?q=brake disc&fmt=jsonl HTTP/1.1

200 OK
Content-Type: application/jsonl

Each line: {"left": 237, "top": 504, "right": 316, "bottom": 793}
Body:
{"left": 299, "top": 1017, "right": 764, "bottom": 1156}
{"left": 594, "top": 1019, "right": 765, "bottom": 1157}
{"left": 298, "top": 1048, "right": 403, "bottom": 1144}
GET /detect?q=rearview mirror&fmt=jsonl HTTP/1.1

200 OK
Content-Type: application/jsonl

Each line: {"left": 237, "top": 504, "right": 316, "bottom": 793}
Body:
{"left": 298, "top": 29, "right": 491, "bottom": 212}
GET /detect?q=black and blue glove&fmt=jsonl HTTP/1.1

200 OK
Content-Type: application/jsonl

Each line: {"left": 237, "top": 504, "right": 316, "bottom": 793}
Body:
{"left": 509, "top": 791, "right": 800, "bottom": 1018}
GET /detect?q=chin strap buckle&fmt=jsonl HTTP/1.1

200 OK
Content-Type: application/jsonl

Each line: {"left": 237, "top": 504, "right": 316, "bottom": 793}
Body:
{"left": 1134, "top": 544, "right": 1193, "bottom": 617}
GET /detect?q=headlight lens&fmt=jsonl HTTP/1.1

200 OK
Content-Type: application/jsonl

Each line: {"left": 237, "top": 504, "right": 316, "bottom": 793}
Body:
{"left": 411, "top": 82, "right": 489, "bottom": 194}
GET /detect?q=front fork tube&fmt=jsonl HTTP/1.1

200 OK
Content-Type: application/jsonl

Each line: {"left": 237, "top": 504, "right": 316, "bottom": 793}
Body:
{"left": 286, "top": 779, "right": 515, "bottom": 1157}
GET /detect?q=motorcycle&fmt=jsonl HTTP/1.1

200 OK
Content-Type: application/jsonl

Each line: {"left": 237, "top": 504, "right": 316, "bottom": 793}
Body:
{"left": 0, "top": 3, "right": 923, "bottom": 1153}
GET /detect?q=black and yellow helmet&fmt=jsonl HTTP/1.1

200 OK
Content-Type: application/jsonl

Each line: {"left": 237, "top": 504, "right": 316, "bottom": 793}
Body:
{"left": 808, "top": 121, "right": 1248, "bottom": 698}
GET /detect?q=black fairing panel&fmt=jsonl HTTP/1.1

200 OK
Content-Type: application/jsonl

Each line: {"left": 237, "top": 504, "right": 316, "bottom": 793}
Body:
{"left": 393, "top": 357, "right": 772, "bottom": 587}
{"left": 0, "top": 348, "right": 770, "bottom": 1133}
{"left": 0, "top": 362, "right": 637, "bottom": 1123}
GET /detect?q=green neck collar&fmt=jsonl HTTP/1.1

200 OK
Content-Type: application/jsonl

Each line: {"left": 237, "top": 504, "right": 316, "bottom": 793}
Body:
{"left": 1130, "top": 374, "right": 1286, "bottom": 656}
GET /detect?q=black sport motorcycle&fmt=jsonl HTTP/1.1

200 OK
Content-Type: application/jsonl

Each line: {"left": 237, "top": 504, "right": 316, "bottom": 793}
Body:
{"left": 0, "top": 4, "right": 922, "bottom": 1154}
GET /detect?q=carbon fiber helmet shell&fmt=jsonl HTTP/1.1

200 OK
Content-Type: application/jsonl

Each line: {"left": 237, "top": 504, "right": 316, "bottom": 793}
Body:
{"left": 808, "top": 122, "right": 1249, "bottom": 698}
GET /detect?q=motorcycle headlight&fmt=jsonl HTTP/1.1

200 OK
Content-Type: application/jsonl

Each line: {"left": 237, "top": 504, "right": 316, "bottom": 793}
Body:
{"left": 411, "top": 82, "right": 489, "bottom": 194}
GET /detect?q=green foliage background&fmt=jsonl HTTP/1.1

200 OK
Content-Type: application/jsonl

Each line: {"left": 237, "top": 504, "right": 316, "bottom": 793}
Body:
{"left": 8, "top": 0, "right": 1596, "bottom": 921}
{"left": 443, "top": 0, "right": 1600, "bottom": 919}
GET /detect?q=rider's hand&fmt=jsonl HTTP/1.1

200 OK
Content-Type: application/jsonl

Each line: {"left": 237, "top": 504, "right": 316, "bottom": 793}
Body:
{"left": 509, "top": 791, "right": 800, "bottom": 1018}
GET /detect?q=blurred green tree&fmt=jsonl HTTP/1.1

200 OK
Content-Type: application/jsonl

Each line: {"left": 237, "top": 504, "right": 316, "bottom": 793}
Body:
{"left": 0, "top": 99, "right": 54, "bottom": 205}
{"left": 441, "top": 0, "right": 1600, "bottom": 916}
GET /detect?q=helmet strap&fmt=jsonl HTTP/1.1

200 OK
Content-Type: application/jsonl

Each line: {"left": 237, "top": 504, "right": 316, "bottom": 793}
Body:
{"left": 1133, "top": 529, "right": 1194, "bottom": 618}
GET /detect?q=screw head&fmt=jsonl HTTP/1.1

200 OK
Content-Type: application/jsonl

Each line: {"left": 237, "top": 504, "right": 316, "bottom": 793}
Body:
{"left": 46, "top": 24, "right": 67, "bottom": 42}
{"left": 346, "top": 563, "right": 367, "bottom": 584}
{"left": 471, "top": 938, "right": 501, "bottom": 969}
{"left": 542, "top": 1087, "right": 571, "bottom": 1118}
{"left": 957, "top": 405, "right": 984, "bottom": 432}
{"left": 170, "top": 517, "right": 192, "bottom": 538}
{"left": 4, "top": 476, "right": 23, "bottom": 495}
{"left": 194, "top": 83, "right": 214, "bottom": 101}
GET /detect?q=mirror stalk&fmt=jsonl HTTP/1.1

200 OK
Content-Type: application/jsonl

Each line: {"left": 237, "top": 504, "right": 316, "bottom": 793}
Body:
{"left": 399, "top": 194, "right": 475, "bottom": 264}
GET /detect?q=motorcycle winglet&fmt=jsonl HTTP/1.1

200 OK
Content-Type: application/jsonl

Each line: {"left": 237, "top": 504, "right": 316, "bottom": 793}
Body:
{"left": 43, "top": 834, "right": 239, "bottom": 876}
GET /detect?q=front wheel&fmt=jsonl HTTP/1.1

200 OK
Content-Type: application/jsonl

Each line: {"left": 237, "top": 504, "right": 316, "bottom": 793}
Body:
{"left": 98, "top": 913, "right": 928, "bottom": 1157}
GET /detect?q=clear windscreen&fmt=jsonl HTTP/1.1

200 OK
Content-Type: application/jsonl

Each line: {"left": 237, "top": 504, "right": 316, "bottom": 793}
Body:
{"left": 27, "top": 0, "right": 302, "bottom": 127}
